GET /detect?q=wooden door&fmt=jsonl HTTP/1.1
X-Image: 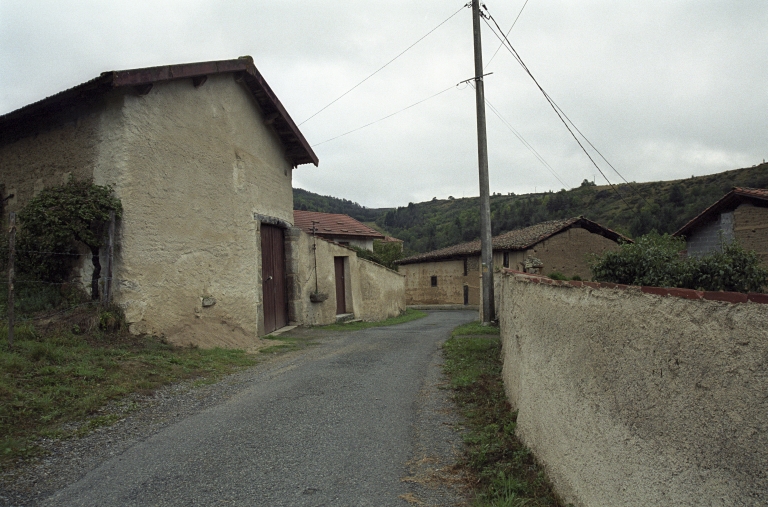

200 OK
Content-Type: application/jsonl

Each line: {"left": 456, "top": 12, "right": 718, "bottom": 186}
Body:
{"left": 261, "top": 224, "right": 287, "bottom": 334}
{"left": 334, "top": 256, "right": 346, "bottom": 315}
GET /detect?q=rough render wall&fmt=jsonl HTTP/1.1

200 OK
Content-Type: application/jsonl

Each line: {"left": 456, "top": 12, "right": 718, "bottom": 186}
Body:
{"left": 498, "top": 273, "right": 768, "bottom": 507}
{"left": 0, "top": 96, "right": 128, "bottom": 290}
{"left": 400, "top": 258, "right": 481, "bottom": 305}
{"left": 734, "top": 203, "right": 768, "bottom": 267}
{"left": 91, "top": 75, "right": 295, "bottom": 339}
{"left": 289, "top": 232, "right": 404, "bottom": 325}
{"left": 0, "top": 106, "right": 106, "bottom": 216}
{"left": 356, "top": 257, "right": 405, "bottom": 321}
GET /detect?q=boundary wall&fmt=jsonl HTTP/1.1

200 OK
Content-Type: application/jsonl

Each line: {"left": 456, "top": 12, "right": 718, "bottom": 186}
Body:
{"left": 498, "top": 269, "right": 768, "bottom": 506}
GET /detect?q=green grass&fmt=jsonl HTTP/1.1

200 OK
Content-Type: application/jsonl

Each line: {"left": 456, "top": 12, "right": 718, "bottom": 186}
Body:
{"left": 260, "top": 332, "right": 318, "bottom": 354}
{"left": 316, "top": 308, "right": 427, "bottom": 331}
{"left": 0, "top": 313, "right": 259, "bottom": 469}
{"left": 443, "top": 322, "right": 563, "bottom": 507}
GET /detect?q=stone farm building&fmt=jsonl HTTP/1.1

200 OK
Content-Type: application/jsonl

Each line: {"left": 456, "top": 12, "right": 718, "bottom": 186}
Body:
{"left": 293, "top": 210, "right": 384, "bottom": 251}
{"left": 396, "top": 217, "right": 628, "bottom": 306}
{"left": 674, "top": 187, "right": 768, "bottom": 267}
{"left": 0, "top": 57, "right": 404, "bottom": 346}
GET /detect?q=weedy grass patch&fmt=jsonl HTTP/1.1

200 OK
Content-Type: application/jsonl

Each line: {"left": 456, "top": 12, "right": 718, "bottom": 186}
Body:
{"left": 443, "top": 322, "right": 563, "bottom": 507}
{"left": 317, "top": 308, "right": 427, "bottom": 332}
{"left": 0, "top": 309, "right": 258, "bottom": 469}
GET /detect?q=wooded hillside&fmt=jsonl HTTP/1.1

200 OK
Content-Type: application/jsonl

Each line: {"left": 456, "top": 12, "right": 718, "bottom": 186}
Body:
{"left": 293, "top": 163, "right": 768, "bottom": 255}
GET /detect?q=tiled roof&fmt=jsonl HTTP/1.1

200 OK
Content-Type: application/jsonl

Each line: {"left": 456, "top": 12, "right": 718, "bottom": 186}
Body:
{"left": 293, "top": 210, "right": 385, "bottom": 240}
{"left": 674, "top": 187, "right": 768, "bottom": 237}
{"left": 397, "top": 217, "right": 630, "bottom": 265}
{"left": 0, "top": 57, "right": 318, "bottom": 167}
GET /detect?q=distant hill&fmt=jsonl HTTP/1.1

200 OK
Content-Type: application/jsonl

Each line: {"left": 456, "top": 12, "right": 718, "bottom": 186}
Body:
{"left": 293, "top": 188, "right": 385, "bottom": 223}
{"left": 293, "top": 163, "right": 768, "bottom": 255}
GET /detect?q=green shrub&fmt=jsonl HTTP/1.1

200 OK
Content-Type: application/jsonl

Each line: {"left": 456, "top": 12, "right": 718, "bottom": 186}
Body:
{"left": 548, "top": 272, "right": 568, "bottom": 281}
{"left": 590, "top": 233, "right": 767, "bottom": 293}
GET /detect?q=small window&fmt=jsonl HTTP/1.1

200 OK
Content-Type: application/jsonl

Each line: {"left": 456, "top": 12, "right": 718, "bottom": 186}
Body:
{"left": 463, "top": 258, "right": 468, "bottom": 276}
{"left": 430, "top": 276, "right": 438, "bottom": 287}
{"left": 503, "top": 252, "right": 509, "bottom": 268}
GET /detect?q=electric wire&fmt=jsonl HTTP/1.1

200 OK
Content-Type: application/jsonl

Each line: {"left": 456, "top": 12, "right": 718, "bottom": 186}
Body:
{"left": 481, "top": 6, "right": 637, "bottom": 209}
{"left": 311, "top": 85, "right": 456, "bottom": 147}
{"left": 478, "top": 85, "right": 571, "bottom": 189}
{"left": 298, "top": 4, "right": 468, "bottom": 127}
{"left": 485, "top": 0, "right": 529, "bottom": 70}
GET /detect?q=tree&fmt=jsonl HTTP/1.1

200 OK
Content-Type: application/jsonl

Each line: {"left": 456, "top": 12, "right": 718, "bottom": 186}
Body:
{"left": 18, "top": 180, "right": 122, "bottom": 299}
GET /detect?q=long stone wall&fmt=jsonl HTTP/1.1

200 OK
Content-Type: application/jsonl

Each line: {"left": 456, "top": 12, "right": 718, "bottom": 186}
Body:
{"left": 498, "top": 270, "right": 768, "bottom": 506}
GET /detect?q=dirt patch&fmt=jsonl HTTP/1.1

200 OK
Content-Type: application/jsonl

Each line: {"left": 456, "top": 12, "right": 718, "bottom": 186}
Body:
{"left": 164, "top": 319, "right": 272, "bottom": 353}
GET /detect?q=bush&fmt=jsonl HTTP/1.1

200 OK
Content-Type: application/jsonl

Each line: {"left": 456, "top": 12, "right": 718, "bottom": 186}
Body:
{"left": 590, "top": 233, "right": 767, "bottom": 293}
{"left": 16, "top": 180, "right": 121, "bottom": 298}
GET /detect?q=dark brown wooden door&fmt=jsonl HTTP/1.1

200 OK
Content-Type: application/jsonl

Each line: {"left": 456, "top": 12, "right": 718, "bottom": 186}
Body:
{"left": 334, "top": 256, "right": 346, "bottom": 315}
{"left": 261, "top": 224, "right": 287, "bottom": 334}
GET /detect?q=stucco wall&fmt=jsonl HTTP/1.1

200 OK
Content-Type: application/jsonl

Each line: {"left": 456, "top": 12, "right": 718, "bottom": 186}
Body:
{"left": 734, "top": 203, "right": 768, "bottom": 267}
{"left": 498, "top": 272, "right": 768, "bottom": 506}
{"left": 94, "top": 75, "right": 295, "bottom": 340}
{"left": 400, "top": 258, "right": 481, "bottom": 306}
{"left": 356, "top": 257, "right": 406, "bottom": 321}
{"left": 0, "top": 99, "right": 109, "bottom": 216}
{"left": 289, "top": 232, "right": 405, "bottom": 326}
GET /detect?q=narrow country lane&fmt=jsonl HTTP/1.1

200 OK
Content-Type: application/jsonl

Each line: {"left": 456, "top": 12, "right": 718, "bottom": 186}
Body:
{"left": 36, "top": 310, "right": 476, "bottom": 507}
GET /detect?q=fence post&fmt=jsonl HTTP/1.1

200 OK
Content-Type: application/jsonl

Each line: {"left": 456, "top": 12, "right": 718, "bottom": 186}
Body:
{"left": 7, "top": 212, "right": 15, "bottom": 349}
{"left": 103, "top": 210, "right": 115, "bottom": 306}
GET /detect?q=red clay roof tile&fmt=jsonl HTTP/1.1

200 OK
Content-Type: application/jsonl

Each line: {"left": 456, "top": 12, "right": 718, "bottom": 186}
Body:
{"left": 293, "top": 210, "right": 385, "bottom": 240}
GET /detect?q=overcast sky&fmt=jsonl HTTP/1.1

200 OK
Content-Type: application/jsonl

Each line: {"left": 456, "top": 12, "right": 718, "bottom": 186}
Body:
{"left": 1, "top": 1, "right": 766, "bottom": 208}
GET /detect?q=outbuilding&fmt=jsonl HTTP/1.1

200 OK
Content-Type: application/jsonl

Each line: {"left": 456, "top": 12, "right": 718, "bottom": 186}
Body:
{"left": 0, "top": 57, "right": 404, "bottom": 345}
{"left": 674, "top": 187, "right": 768, "bottom": 267}
{"left": 396, "top": 217, "right": 628, "bottom": 306}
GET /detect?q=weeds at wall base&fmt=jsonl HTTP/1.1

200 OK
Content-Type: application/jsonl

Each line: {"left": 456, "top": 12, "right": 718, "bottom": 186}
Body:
{"left": 0, "top": 305, "right": 259, "bottom": 470}
{"left": 443, "top": 322, "right": 564, "bottom": 507}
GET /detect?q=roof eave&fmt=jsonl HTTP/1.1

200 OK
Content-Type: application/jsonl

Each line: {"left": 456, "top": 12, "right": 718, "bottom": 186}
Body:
{"left": 0, "top": 57, "right": 318, "bottom": 168}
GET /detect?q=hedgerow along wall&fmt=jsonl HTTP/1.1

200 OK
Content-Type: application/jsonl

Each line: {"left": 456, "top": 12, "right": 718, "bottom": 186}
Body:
{"left": 498, "top": 270, "right": 767, "bottom": 507}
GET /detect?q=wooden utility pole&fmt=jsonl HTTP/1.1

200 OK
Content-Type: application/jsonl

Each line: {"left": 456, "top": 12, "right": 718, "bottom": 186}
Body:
{"left": 472, "top": 0, "right": 495, "bottom": 324}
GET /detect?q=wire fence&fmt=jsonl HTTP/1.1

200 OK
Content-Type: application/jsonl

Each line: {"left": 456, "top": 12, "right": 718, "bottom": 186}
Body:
{"left": 3, "top": 211, "right": 116, "bottom": 349}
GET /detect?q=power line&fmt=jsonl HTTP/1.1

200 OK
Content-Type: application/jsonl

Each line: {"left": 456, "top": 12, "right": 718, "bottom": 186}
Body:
{"left": 298, "top": 4, "right": 469, "bottom": 127}
{"left": 481, "top": 8, "right": 634, "bottom": 208}
{"left": 311, "top": 85, "right": 456, "bottom": 147}
{"left": 485, "top": 0, "right": 529, "bottom": 70}
{"left": 479, "top": 87, "right": 571, "bottom": 189}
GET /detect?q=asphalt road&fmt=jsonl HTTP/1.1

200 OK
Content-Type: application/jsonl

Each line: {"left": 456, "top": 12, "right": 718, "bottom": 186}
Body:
{"left": 40, "top": 310, "right": 476, "bottom": 507}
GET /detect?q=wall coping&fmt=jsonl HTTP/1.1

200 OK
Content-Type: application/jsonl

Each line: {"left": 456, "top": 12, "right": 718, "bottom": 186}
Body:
{"left": 500, "top": 269, "right": 768, "bottom": 305}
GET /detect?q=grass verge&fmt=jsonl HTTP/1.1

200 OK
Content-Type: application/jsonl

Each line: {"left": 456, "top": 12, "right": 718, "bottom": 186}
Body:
{"left": 443, "top": 321, "right": 563, "bottom": 507}
{"left": 316, "top": 308, "right": 427, "bottom": 332}
{"left": 0, "top": 308, "right": 259, "bottom": 470}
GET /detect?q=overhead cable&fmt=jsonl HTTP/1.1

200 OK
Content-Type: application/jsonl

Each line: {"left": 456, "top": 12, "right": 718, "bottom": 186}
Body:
{"left": 299, "top": 4, "right": 469, "bottom": 126}
{"left": 478, "top": 85, "right": 571, "bottom": 189}
{"left": 311, "top": 85, "right": 456, "bottom": 147}
{"left": 481, "top": 6, "right": 638, "bottom": 208}
{"left": 485, "top": 0, "right": 529, "bottom": 70}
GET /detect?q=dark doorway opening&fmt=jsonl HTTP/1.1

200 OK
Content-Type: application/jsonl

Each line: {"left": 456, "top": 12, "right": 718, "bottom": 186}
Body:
{"left": 334, "top": 256, "right": 347, "bottom": 315}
